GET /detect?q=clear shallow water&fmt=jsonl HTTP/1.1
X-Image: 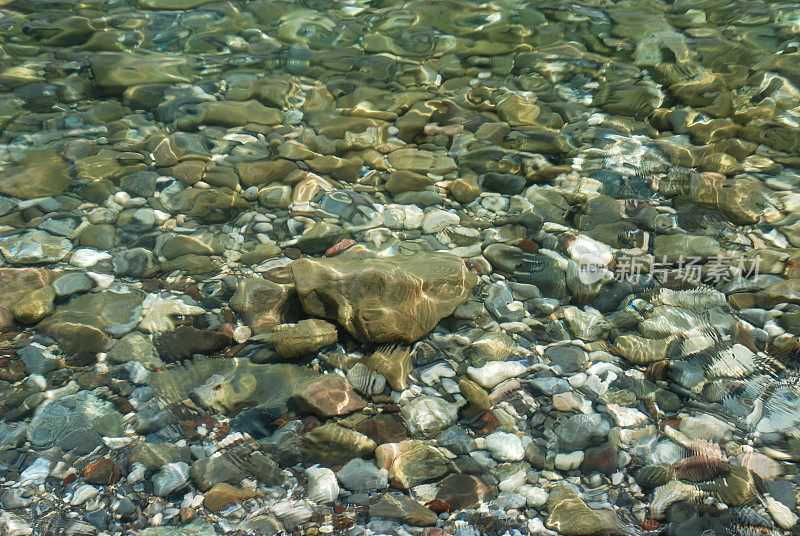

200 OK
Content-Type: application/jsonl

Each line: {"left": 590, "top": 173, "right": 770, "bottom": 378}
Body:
{"left": 2, "top": 1, "right": 800, "bottom": 535}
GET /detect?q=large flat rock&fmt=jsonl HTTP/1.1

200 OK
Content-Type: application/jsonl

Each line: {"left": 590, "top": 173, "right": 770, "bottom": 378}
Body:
{"left": 290, "top": 251, "right": 477, "bottom": 343}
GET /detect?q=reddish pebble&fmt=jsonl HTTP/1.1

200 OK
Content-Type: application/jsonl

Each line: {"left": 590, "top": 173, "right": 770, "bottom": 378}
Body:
{"left": 425, "top": 499, "right": 450, "bottom": 514}
{"left": 112, "top": 396, "right": 135, "bottom": 414}
{"left": 423, "top": 529, "right": 453, "bottom": 536}
{"left": 0, "top": 360, "right": 26, "bottom": 382}
{"left": 325, "top": 238, "right": 355, "bottom": 257}
{"left": 516, "top": 238, "right": 539, "bottom": 254}
{"left": 184, "top": 284, "right": 202, "bottom": 302}
{"left": 284, "top": 248, "right": 302, "bottom": 260}
{"left": 83, "top": 458, "right": 121, "bottom": 485}
{"left": 218, "top": 323, "right": 236, "bottom": 339}
{"left": 641, "top": 519, "right": 662, "bottom": 531}
{"left": 473, "top": 410, "right": 500, "bottom": 435}
{"left": 660, "top": 418, "right": 681, "bottom": 430}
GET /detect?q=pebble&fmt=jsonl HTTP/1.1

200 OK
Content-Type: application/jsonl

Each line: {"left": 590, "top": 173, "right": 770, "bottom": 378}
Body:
{"left": 484, "top": 432, "right": 524, "bottom": 462}
{"left": 305, "top": 466, "right": 339, "bottom": 504}
{"left": 70, "top": 485, "right": 100, "bottom": 506}
{"left": 18, "top": 457, "right": 52, "bottom": 486}
{"left": 524, "top": 486, "right": 549, "bottom": 508}
{"left": 337, "top": 458, "right": 389, "bottom": 491}
{"left": 422, "top": 210, "right": 459, "bottom": 234}
{"left": 52, "top": 272, "right": 93, "bottom": 297}
{"left": 70, "top": 248, "right": 112, "bottom": 268}
{"left": 152, "top": 462, "right": 190, "bottom": 497}
{"left": 554, "top": 451, "right": 585, "bottom": 471}
{"left": 467, "top": 361, "right": 528, "bottom": 389}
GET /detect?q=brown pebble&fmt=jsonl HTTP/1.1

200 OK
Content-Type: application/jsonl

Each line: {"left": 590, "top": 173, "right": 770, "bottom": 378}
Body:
{"left": 515, "top": 238, "right": 539, "bottom": 254}
{"left": 218, "top": 323, "right": 236, "bottom": 339}
{"left": 645, "top": 360, "right": 670, "bottom": 382}
{"left": 0, "top": 360, "right": 26, "bottom": 382}
{"left": 0, "top": 328, "right": 18, "bottom": 341}
{"left": 0, "top": 307, "right": 15, "bottom": 331}
{"left": 180, "top": 506, "right": 195, "bottom": 523}
{"left": 184, "top": 284, "right": 202, "bottom": 302}
{"left": 425, "top": 499, "right": 450, "bottom": 514}
{"left": 284, "top": 248, "right": 302, "bottom": 260}
{"left": 224, "top": 343, "right": 246, "bottom": 358}
{"left": 728, "top": 292, "right": 756, "bottom": 309}
{"left": 112, "top": 396, "right": 135, "bottom": 414}
{"left": 83, "top": 458, "right": 121, "bottom": 485}
{"left": 325, "top": 238, "right": 355, "bottom": 257}
{"left": 203, "top": 483, "right": 257, "bottom": 513}
{"left": 660, "top": 418, "right": 681, "bottom": 431}
{"left": 581, "top": 443, "right": 618, "bottom": 475}
{"left": 422, "top": 529, "right": 453, "bottom": 536}
{"left": 140, "top": 280, "right": 160, "bottom": 293}
{"left": 472, "top": 411, "right": 500, "bottom": 435}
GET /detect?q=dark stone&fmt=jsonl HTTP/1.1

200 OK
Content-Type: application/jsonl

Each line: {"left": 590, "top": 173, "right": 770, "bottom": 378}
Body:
{"left": 481, "top": 173, "right": 526, "bottom": 195}
{"left": 435, "top": 426, "right": 476, "bottom": 455}
{"left": 512, "top": 255, "right": 567, "bottom": 299}
{"left": 295, "top": 222, "right": 343, "bottom": 255}
{"left": 556, "top": 414, "right": 611, "bottom": 452}
{"left": 79, "top": 224, "right": 118, "bottom": 250}
{"left": 18, "top": 344, "right": 60, "bottom": 375}
{"left": 84, "top": 507, "right": 108, "bottom": 530}
{"left": 114, "top": 497, "right": 136, "bottom": 519}
{"left": 353, "top": 414, "right": 408, "bottom": 445}
{"left": 581, "top": 443, "right": 618, "bottom": 476}
{"left": 517, "top": 210, "right": 544, "bottom": 232}
{"left": 435, "top": 474, "right": 497, "bottom": 509}
{"left": 52, "top": 273, "right": 93, "bottom": 298}
{"left": 119, "top": 171, "right": 158, "bottom": 197}
{"left": 592, "top": 277, "right": 657, "bottom": 313}
{"left": 764, "top": 479, "right": 797, "bottom": 511}
{"left": 231, "top": 406, "right": 281, "bottom": 439}
{"left": 544, "top": 346, "right": 586, "bottom": 374}
{"left": 665, "top": 500, "right": 699, "bottom": 525}
{"left": 154, "top": 325, "right": 230, "bottom": 361}
{"left": 528, "top": 377, "right": 571, "bottom": 396}
{"left": 112, "top": 248, "right": 158, "bottom": 278}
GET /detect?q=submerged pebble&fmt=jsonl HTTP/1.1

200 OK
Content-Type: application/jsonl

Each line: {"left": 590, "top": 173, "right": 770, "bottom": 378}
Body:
{"left": 0, "top": 0, "right": 798, "bottom": 535}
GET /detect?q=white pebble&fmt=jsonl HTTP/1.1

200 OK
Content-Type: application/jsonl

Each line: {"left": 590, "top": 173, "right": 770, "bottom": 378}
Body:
{"left": 86, "top": 271, "right": 114, "bottom": 288}
{"left": 422, "top": 209, "right": 459, "bottom": 234}
{"left": 18, "top": 457, "right": 52, "bottom": 486}
{"left": 766, "top": 495, "right": 798, "bottom": 529}
{"left": 485, "top": 431, "right": 524, "bottom": 462}
{"left": 70, "top": 248, "right": 111, "bottom": 268}
{"left": 498, "top": 469, "right": 527, "bottom": 492}
{"left": 554, "top": 450, "right": 585, "bottom": 470}
{"left": 467, "top": 361, "right": 527, "bottom": 389}
{"left": 70, "top": 484, "right": 99, "bottom": 506}
{"left": 525, "top": 486, "right": 549, "bottom": 508}
{"left": 305, "top": 466, "right": 339, "bottom": 504}
{"left": 419, "top": 363, "right": 456, "bottom": 385}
